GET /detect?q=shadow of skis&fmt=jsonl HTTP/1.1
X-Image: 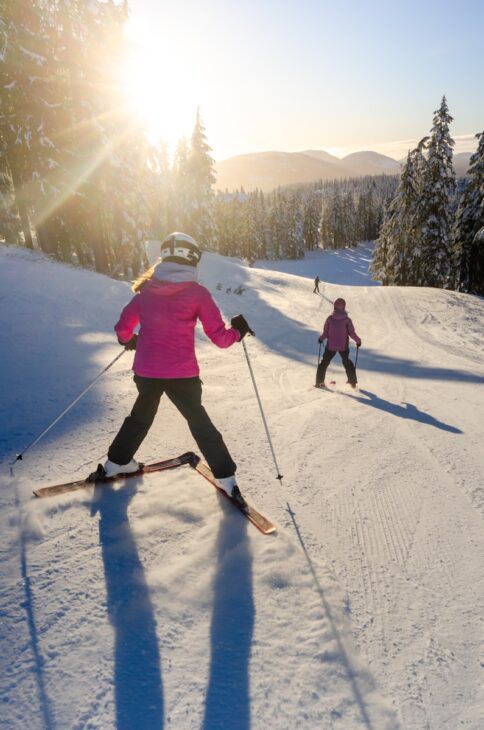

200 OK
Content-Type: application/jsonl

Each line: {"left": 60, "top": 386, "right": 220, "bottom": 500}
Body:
{"left": 92, "top": 481, "right": 164, "bottom": 730}
{"left": 203, "top": 504, "right": 254, "bottom": 730}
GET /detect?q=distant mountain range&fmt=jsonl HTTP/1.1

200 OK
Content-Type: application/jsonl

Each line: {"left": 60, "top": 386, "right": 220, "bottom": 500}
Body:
{"left": 214, "top": 149, "right": 472, "bottom": 193}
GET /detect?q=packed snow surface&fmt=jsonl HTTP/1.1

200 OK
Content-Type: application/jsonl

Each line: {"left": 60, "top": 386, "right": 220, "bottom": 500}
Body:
{"left": 1, "top": 242, "right": 483, "bottom": 729}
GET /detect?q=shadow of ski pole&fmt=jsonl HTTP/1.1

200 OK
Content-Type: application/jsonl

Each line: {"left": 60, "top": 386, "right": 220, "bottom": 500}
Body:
{"left": 15, "top": 487, "right": 56, "bottom": 730}
{"left": 286, "top": 501, "right": 374, "bottom": 730}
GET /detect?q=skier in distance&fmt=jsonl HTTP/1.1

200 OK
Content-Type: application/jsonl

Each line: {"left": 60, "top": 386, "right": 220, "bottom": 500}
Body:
{"left": 316, "top": 298, "right": 361, "bottom": 389}
{"left": 313, "top": 275, "right": 320, "bottom": 293}
{"left": 101, "top": 232, "right": 253, "bottom": 505}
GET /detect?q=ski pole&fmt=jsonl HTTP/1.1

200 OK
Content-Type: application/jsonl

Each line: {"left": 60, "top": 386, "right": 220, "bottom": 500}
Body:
{"left": 10, "top": 349, "right": 126, "bottom": 466}
{"left": 241, "top": 338, "right": 283, "bottom": 481}
{"left": 316, "top": 340, "right": 322, "bottom": 384}
{"left": 355, "top": 344, "right": 359, "bottom": 370}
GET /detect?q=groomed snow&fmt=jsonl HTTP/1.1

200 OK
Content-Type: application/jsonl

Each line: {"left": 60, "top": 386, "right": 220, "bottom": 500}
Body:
{"left": 0, "top": 242, "right": 483, "bottom": 729}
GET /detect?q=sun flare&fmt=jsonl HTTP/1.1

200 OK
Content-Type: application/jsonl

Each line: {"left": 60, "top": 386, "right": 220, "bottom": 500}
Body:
{"left": 122, "top": 20, "right": 200, "bottom": 151}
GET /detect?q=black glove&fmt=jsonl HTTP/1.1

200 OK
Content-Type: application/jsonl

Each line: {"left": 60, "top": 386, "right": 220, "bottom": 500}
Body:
{"left": 118, "top": 334, "right": 137, "bottom": 351}
{"left": 357, "top": 341, "right": 361, "bottom": 348}
{"left": 231, "top": 314, "right": 254, "bottom": 339}
{"left": 318, "top": 336, "right": 324, "bottom": 344}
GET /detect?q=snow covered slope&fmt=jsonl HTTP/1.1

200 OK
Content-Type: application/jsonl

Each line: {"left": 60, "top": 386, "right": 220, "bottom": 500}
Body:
{"left": 1, "top": 242, "right": 483, "bottom": 729}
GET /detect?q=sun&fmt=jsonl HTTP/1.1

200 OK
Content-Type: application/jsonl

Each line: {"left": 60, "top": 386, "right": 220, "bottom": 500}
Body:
{"left": 122, "top": 20, "right": 200, "bottom": 151}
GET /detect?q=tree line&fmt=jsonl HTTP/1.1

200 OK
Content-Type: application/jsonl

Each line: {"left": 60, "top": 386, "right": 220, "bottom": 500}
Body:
{"left": 0, "top": 0, "right": 218, "bottom": 276}
{"left": 1, "top": 5, "right": 482, "bottom": 294}
{"left": 212, "top": 175, "right": 397, "bottom": 264}
{"left": 0, "top": 0, "right": 397, "bottom": 274}
{"left": 371, "top": 97, "right": 483, "bottom": 294}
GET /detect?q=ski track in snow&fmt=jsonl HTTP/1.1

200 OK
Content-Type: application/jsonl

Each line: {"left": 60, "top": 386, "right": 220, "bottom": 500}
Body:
{"left": 0, "top": 242, "right": 483, "bottom": 729}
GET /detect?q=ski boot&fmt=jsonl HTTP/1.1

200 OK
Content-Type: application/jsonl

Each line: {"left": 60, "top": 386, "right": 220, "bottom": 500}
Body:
{"left": 218, "top": 476, "right": 248, "bottom": 510}
{"left": 88, "top": 458, "right": 141, "bottom": 481}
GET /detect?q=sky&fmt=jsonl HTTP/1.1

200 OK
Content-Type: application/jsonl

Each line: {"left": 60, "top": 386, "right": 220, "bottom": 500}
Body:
{"left": 125, "top": 0, "right": 484, "bottom": 161}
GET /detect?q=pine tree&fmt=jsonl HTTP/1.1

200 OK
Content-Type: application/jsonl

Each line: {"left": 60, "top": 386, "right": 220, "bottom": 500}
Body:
{"left": 320, "top": 186, "right": 347, "bottom": 249}
{"left": 453, "top": 132, "right": 484, "bottom": 294}
{"left": 285, "top": 190, "right": 304, "bottom": 259}
{"left": 303, "top": 191, "right": 321, "bottom": 250}
{"left": 0, "top": 0, "right": 54, "bottom": 248}
{"left": 188, "top": 108, "right": 216, "bottom": 247}
{"left": 371, "top": 140, "right": 426, "bottom": 285}
{"left": 173, "top": 137, "right": 191, "bottom": 230}
{"left": 414, "top": 96, "right": 456, "bottom": 287}
{"left": 0, "top": 133, "right": 21, "bottom": 243}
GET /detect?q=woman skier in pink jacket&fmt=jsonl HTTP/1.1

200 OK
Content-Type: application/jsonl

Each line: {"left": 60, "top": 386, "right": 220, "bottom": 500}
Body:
{"left": 316, "top": 298, "right": 361, "bottom": 388}
{"left": 103, "top": 232, "right": 252, "bottom": 505}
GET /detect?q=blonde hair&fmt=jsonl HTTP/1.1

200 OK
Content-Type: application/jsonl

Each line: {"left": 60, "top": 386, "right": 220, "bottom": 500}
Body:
{"left": 132, "top": 265, "right": 155, "bottom": 292}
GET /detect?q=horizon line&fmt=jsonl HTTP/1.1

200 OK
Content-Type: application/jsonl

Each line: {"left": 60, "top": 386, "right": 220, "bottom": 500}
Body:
{"left": 214, "top": 133, "right": 479, "bottom": 163}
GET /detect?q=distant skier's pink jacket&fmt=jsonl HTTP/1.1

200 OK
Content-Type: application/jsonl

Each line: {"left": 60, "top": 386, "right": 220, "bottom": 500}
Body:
{"left": 320, "top": 311, "right": 361, "bottom": 351}
{"left": 115, "top": 279, "right": 240, "bottom": 378}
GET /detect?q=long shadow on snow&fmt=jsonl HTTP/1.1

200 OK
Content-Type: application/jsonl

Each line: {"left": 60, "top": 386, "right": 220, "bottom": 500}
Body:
{"left": 0, "top": 267, "right": 130, "bottom": 464}
{"left": 203, "top": 261, "right": 484, "bottom": 386}
{"left": 92, "top": 480, "right": 164, "bottom": 729}
{"left": 357, "top": 349, "right": 484, "bottom": 384}
{"left": 202, "top": 497, "right": 254, "bottom": 730}
{"left": 347, "top": 390, "right": 463, "bottom": 434}
{"left": 206, "top": 273, "right": 325, "bottom": 368}
{"left": 14, "top": 487, "right": 56, "bottom": 729}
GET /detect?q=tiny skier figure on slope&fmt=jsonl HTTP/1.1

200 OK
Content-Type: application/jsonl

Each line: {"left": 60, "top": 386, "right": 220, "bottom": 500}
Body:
{"left": 101, "top": 232, "right": 253, "bottom": 506}
{"left": 313, "top": 275, "right": 320, "bottom": 294}
{"left": 316, "top": 298, "right": 361, "bottom": 389}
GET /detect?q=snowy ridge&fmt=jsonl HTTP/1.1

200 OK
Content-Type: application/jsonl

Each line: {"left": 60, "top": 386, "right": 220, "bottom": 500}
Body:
{"left": 1, "top": 242, "right": 483, "bottom": 728}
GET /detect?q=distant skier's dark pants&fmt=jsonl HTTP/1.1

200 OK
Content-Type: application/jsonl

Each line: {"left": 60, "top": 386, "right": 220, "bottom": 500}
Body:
{"left": 108, "top": 375, "right": 236, "bottom": 478}
{"left": 316, "top": 348, "right": 357, "bottom": 386}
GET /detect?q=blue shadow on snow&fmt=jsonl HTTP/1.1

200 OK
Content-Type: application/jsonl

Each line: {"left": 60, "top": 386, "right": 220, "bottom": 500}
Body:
{"left": 14, "top": 489, "right": 56, "bottom": 729}
{"left": 357, "top": 349, "right": 484, "bottom": 384}
{"left": 202, "top": 497, "right": 254, "bottom": 730}
{"left": 91, "top": 480, "right": 164, "bottom": 729}
{"left": 347, "top": 389, "right": 463, "bottom": 434}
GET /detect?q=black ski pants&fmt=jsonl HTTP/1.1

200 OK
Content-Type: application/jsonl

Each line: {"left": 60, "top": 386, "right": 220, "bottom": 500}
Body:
{"left": 108, "top": 376, "right": 236, "bottom": 479}
{"left": 316, "top": 348, "right": 357, "bottom": 386}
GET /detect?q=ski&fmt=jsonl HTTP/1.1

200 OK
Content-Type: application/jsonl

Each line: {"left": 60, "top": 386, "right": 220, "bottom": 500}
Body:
{"left": 33, "top": 452, "right": 196, "bottom": 498}
{"left": 313, "top": 383, "right": 358, "bottom": 392}
{"left": 189, "top": 456, "right": 276, "bottom": 535}
{"left": 33, "top": 451, "right": 276, "bottom": 535}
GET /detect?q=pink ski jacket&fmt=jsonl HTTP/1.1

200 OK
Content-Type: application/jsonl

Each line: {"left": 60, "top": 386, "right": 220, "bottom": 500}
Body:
{"left": 115, "top": 279, "right": 240, "bottom": 378}
{"left": 320, "top": 311, "right": 361, "bottom": 352}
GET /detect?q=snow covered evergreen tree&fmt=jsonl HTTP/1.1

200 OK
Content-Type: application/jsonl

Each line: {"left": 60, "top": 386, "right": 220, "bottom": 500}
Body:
{"left": 242, "top": 189, "right": 268, "bottom": 263}
{"left": 413, "top": 96, "right": 456, "bottom": 287}
{"left": 0, "top": 134, "right": 21, "bottom": 243}
{"left": 357, "top": 181, "right": 379, "bottom": 242}
{"left": 320, "top": 186, "right": 347, "bottom": 249}
{"left": 371, "top": 140, "right": 427, "bottom": 285}
{"left": 303, "top": 191, "right": 321, "bottom": 250}
{"left": 284, "top": 190, "right": 304, "bottom": 259}
{"left": 0, "top": 0, "right": 55, "bottom": 249}
{"left": 188, "top": 108, "right": 217, "bottom": 247}
{"left": 453, "top": 131, "right": 484, "bottom": 294}
{"left": 0, "top": 0, "right": 153, "bottom": 273}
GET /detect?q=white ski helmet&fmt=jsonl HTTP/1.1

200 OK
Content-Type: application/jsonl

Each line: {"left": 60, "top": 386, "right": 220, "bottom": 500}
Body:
{"left": 160, "top": 232, "right": 201, "bottom": 267}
